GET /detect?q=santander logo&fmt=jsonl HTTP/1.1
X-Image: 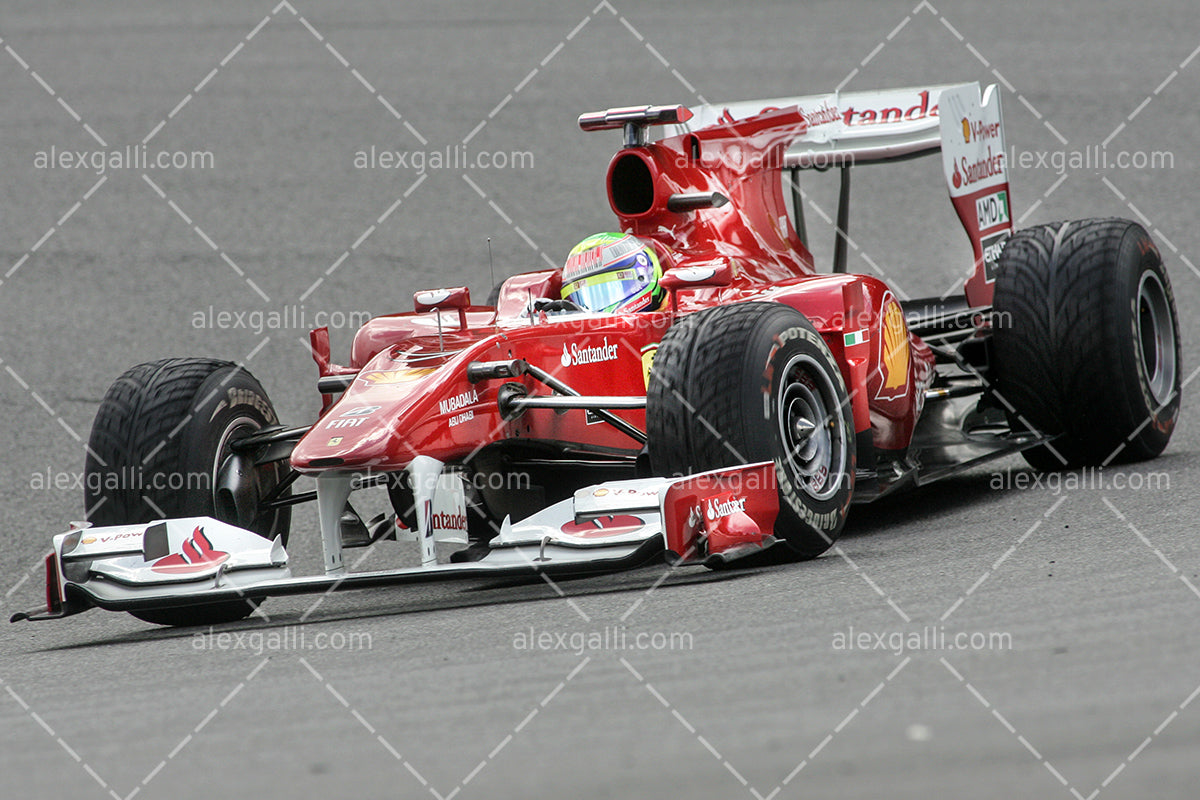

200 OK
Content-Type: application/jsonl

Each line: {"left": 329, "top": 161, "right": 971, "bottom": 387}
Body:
{"left": 150, "top": 526, "right": 229, "bottom": 574}
{"left": 704, "top": 494, "right": 748, "bottom": 521}
{"left": 429, "top": 511, "right": 467, "bottom": 532}
{"left": 560, "top": 337, "right": 620, "bottom": 368}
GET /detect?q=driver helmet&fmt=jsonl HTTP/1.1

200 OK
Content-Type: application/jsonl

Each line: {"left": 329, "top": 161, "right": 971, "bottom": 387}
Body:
{"left": 561, "top": 233, "right": 663, "bottom": 313}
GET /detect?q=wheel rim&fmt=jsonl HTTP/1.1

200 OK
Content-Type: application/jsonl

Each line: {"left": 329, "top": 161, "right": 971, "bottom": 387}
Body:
{"left": 776, "top": 354, "right": 848, "bottom": 502}
{"left": 1136, "top": 270, "right": 1177, "bottom": 407}
{"left": 213, "top": 416, "right": 261, "bottom": 526}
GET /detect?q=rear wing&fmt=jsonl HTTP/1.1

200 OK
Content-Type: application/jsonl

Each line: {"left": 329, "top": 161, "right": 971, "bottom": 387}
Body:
{"left": 660, "top": 83, "right": 1011, "bottom": 306}
{"left": 663, "top": 84, "right": 957, "bottom": 168}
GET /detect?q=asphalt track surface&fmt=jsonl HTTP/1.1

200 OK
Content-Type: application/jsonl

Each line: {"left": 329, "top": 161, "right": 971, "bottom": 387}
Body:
{"left": 2, "top": 1, "right": 1198, "bottom": 798}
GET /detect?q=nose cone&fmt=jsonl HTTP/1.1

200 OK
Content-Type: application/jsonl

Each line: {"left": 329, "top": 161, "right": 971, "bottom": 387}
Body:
{"left": 290, "top": 412, "right": 401, "bottom": 471}
{"left": 290, "top": 366, "right": 438, "bottom": 472}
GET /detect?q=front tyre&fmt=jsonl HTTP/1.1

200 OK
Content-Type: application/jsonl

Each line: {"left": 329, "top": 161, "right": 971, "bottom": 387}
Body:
{"left": 647, "top": 303, "right": 855, "bottom": 559}
{"left": 85, "top": 358, "right": 290, "bottom": 625}
{"left": 992, "top": 219, "right": 1181, "bottom": 468}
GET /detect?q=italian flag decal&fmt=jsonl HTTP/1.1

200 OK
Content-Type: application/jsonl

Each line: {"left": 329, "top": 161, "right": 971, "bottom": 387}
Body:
{"left": 844, "top": 329, "right": 869, "bottom": 347}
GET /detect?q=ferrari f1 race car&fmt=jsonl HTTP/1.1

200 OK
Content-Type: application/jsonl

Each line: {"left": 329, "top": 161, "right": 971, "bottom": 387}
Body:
{"left": 14, "top": 82, "right": 1181, "bottom": 627}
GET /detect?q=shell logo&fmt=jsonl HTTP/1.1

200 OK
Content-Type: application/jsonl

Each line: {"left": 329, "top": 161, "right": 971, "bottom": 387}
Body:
{"left": 962, "top": 117, "right": 971, "bottom": 143}
{"left": 359, "top": 368, "right": 435, "bottom": 385}
{"left": 876, "top": 299, "right": 911, "bottom": 400}
{"left": 640, "top": 345, "right": 657, "bottom": 389}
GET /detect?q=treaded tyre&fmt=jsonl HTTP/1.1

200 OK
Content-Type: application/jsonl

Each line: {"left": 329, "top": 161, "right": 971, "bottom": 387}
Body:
{"left": 992, "top": 218, "right": 1180, "bottom": 469}
{"left": 647, "top": 302, "right": 855, "bottom": 559}
{"left": 85, "top": 358, "right": 290, "bottom": 625}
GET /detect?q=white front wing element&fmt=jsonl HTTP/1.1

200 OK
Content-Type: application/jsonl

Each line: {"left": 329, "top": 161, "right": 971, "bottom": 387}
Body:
{"left": 404, "top": 456, "right": 470, "bottom": 568}
{"left": 18, "top": 467, "right": 778, "bottom": 621}
{"left": 83, "top": 517, "right": 286, "bottom": 586}
{"left": 37, "top": 517, "right": 291, "bottom": 612}
{"left": 494, "top": 477, "right": 673, "bottom": 549}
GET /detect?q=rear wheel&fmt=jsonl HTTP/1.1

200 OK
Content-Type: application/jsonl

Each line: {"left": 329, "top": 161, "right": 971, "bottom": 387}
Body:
{"left": 85, "top": 358, "right": 290, "bottom": 625}
{"left": 647, "top": 302, "right": 855, "bottom": 559}
{"left": 991, "top": 218, "right": 1180, "bottom": 469}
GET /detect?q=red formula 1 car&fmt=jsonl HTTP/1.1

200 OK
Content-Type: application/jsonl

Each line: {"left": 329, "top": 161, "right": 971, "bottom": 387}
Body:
{"left": 14, "top": 83, "right": 1181, "bottom": 627}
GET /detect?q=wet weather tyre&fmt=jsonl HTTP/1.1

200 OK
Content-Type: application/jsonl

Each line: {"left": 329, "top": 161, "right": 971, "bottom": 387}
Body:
{"left": 992, "top": 218, "right": 1180, "bottom": 469}
{"left": 84, "top": 358, "right": 291, "bottom": 625}
{"left": 647, "top": 302, "right": 855, "bottom": 559}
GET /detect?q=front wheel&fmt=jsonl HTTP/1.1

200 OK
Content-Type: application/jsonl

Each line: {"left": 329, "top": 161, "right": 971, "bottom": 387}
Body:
{"left": 85, "top": 358, "right": 290, "bottom": 625}
{"left": 647, "top": 302, "right": 855, "bottom": 559}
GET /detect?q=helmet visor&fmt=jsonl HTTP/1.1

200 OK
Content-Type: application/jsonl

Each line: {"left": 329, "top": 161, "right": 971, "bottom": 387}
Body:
{"left": 563, "top": 266, "right": 653, "bottom": 313}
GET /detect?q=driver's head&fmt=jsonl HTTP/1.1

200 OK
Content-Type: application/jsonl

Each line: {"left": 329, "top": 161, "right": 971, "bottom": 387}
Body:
{"left": 562, "top": 233, "right": 663, "bottom": 313}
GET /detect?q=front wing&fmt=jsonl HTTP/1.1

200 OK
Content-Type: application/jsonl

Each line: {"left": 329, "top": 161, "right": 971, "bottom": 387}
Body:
{"left": 13, "top": 464, "right": 779, "bottom": 622}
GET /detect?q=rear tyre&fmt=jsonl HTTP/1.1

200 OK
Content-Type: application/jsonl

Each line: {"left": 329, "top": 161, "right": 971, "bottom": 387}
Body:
{"left": 647, "top": 303, "right": 855, "bottom": 559}
{"left": 991, "top": 219, "right": 1180, "bottom": 469}
{"left": 85, "top": 358, "right": 290, "bottom": 625}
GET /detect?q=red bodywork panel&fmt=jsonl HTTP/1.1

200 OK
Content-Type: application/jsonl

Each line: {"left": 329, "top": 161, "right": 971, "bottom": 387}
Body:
{"left": 293, "top": 105, "right": 938, "bottom": 475}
